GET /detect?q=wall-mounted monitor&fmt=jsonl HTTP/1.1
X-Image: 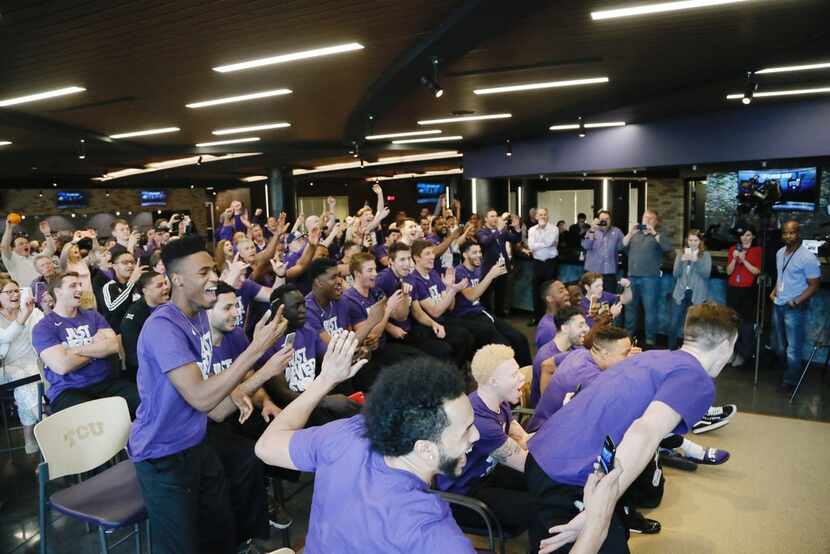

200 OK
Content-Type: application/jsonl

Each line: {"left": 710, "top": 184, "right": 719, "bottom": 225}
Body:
{"left": 737, "top": 167, "right": 819, "bottom": 212}
{"left": 56, "top": 191, "right": 88, "bottom": 209}
{"left": 139, "top": 190, "right": 167, "bottom": 207}
{"left": 416, "top": 182, "right": 446, "bottom": 206}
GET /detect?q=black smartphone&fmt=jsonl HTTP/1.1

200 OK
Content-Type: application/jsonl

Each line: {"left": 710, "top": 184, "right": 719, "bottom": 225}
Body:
{"left": 599, "top": 435, "right": 616, "bottom": 474}
{"left": 636, "top": 224, "right": 647, "bottom": 231}
{"left": 284, "top": 332, "right": 296, "bottom": 349}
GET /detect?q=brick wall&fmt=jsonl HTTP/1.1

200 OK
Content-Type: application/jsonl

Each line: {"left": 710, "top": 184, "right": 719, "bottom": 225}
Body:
{"left": 646, "top": 178, "right": 684, "bottom": 249}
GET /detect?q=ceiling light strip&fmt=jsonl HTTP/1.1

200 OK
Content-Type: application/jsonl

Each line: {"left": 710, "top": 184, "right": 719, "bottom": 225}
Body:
{"left": 365, "top": 130, "right": 442, "bottom": 140}
{"left": 591, "top": 0, "right": 751, "bottom": 20}
{"left": 241, "top": 175, "right": 269, "bottom": 182}
{"left": 0, "top": 141, "right": 12, "bottom": 146}
{"left": 109, "top": 127, "right": 181, "bottom": 139}
{"left": 213, "top": 122, "right": 291, "bottom": 135}
{"left": 196, "top": 137, "right": 260, "bottom": 147}
{"left": 186, "top": 89, "right": 292, "bottom": 109}
{"left": 392, "top": 135, "right": 463, "bottom": 144}
{"left": 756, "top": 62, "right": 830, "bottom": 75}
{"left": 725, "top": 86, "right": 830, "bottom": 100}
{"left": 417, "top": 114, "right": 511, "bottom": 125}
{"left": 0, "top": 86, "right": 86, "bottom": 107}
{"left": 213, "top": 42, "right": 364, "bottom": 73}
{"left": 366, "top": 169, "right": 464, "bottom": 181}
{"left": 473, "top": 77, "right": 609, "bottom": 95}
{"left": 293, "top": 151, "right": 463, "bottom": 175}
{"left": 549, "top": 121, "right": 626, "bottom": 130}
{"left": 93, "top": 153, "right": 262, "bottom": 181}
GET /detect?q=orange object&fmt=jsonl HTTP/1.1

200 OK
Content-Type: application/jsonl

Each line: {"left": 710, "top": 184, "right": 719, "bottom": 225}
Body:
{"left": 7, "top": 212, "right": 21, "bottom": 225}
{"left": 348, "top": 391, "right": 366, "bottom": 405}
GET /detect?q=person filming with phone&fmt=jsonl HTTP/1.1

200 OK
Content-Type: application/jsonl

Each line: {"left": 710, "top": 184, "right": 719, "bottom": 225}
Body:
{"left": 582, "top": 210, "right": 625, "bottom": 294}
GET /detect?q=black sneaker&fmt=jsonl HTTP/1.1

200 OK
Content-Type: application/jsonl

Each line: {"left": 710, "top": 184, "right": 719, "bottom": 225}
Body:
{"left": 704, "top": 404, "right": 737, "bottom": 422}
{"left": 658, "top": 449, "right": 698, "bottom": 472}
{"left": 624, "top": 509, "right": 661, "bottom": 534}
{"left": 692, "top": 417, "right": 731, "bottom": 434}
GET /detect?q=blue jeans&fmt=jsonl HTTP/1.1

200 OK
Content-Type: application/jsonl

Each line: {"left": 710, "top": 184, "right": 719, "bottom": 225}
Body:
{"left": 668, "top": 289, "right": 693, "bottom": 350}
{"left": 772, "top": 303, "right": 807, "bottom": 385}
{"left": 625, "top": 275, "right": 660, "bottom": 345}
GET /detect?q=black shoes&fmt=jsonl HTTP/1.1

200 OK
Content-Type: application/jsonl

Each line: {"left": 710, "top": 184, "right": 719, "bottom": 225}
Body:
{"left": 624, "top": 509, "right": 662, "bottom": 534}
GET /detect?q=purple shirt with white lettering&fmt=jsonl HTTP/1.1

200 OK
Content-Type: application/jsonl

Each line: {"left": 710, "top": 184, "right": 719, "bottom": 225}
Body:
{"left": 342, "top": 286, "right": 386, "bottom": 344}
{"left": 376, "top": 268, "right": 410, "bottom": 332}
{"left": 451, "top": 264, "right": 485, "bottom": 317}
{"left": 528, "top": 348, "right": 600, "bottom": 432}
{"left": 289, "top": 415, "right": 475, "bottom": 553}
{"left": 405, "top": 269, "right": 445, "bottom": 312}
{"left": 579, "top": 291, "right": 620, "bottom": 328}
{"left": 128, "top": 304, "right": 213, "bottom": 461}
{"left": 305, "top": 293, "right": 352, "bottom": 337}
{"left": 529, "top": 350, "right": 714, "bottom": 486}
{"left": 235, "top": 279, "right": 262, "bottom": 329}
{"left": 32, "top": 309, "right": 113, "bottom": 401}
{"left": 262, "top": 325, "right": 326, "bottom": 393}
{"left": 436, "top": 392, "right": 511, "bottom": 495}
{"left": 208, "top": 327, "right": 249, "bottom": 378}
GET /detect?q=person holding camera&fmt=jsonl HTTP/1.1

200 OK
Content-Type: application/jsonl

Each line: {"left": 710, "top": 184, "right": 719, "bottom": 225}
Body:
{"left": 668, "top": 230, "right": 711, "bottom": 350}
{"left": 725, "top": 227, "right": 762, "bottom": 367}
{"left": 582, "top": 210, "right": 625, "bottom": 293}
{"left": 770, "top": 220, "right": 821, "bottom": 392}
{"left": 623, "top": 210, "right": 673, "bottom": 348}
{"left": 476, "top": 210, "right": 521, "bottom": 317}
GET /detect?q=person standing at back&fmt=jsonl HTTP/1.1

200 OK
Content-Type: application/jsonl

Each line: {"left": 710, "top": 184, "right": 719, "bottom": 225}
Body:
{"left": 725, "top": 226, "right": 762, "bottom": 367}
{"left": 582, "top": 210, "right": 625, "bottom": 294}
{"left": 528, "top": 208, "right": 560, "bottom": 326}
{"left": 476, "top": 210, "right": 521, "bottom": 316}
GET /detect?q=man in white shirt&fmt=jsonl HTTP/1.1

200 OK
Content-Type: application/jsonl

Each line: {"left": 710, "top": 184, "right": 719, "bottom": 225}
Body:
{"left": 2, "top": 216, "right": 55, "bottom": 287}
{"left": 527, "top": 208, "right": 559, "bottom": 326}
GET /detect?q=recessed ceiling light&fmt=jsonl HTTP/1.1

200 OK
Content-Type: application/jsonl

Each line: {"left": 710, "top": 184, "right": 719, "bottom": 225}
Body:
{"left": 755, "top": 61, "right": 830, "bottom": 75}
{"left": 417, "top": 113, "right": 511, "bottom": 125}
{"left": 0, "top": 86, "right": 86, "bottom": 107}
{"left": 726, "top": 86, "right": 830, "bottom": 100}
{"left": 549, "top": 121, "right": 626, "bottom": 130}
{"left": 365, "top": 130, "right": 442, "bottom": 140}
{"left": 213, "top": 42, "right": 364, "bottom": 73}
{"left": 473, "top": 77, "right": 609, "bottom": 95}
{"left": 196, "top": 137, "right": 260, "bottom": 147}
{"left": 186, "top": 89, "right": 292, "bottom": 109}
{"left": 0, "top": 141, "right": 11, "bottom": 146}
{"left": 212, "top": 122, "right": 291, "bottom": 135}
{"left": 109, "top": 127, "right": 181, "bottom": 139}
{"left": 591, "top": 0, "right": 751, "bottom": 20}
{"left": 241, "top": 175, "right": 268, "bottom": 182}
{"left": 392, "top": 135, "right": 463, "bottom": 144}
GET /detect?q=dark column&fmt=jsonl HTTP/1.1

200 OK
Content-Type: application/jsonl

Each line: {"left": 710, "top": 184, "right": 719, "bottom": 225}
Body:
{"left": 268, "top": 167, "right": 296, "bottom": 220}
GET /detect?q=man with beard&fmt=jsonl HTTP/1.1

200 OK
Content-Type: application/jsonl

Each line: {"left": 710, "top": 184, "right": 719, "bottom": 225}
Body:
{"left": 436, "top": 344, "right": 534, "bottom": 535}
{"left": 531, "top": 306, "right": 589, "bottom": 408}
{"left": 448, "top": 241, "right": 532, "bottom": 367}
{"left": 427, "top": 215, "right": 463, "bottom": 274}
{"left": 127, "top": 236, "right": 287, "bottom": 554}
{"left": 535, "top": 280, "right": 572, "bottom": 349}
{"left": 120, "top": 270, "right": 171, "bottom": 381}
{"left": 263, "top": 284, "right": 362, "bottom": 425}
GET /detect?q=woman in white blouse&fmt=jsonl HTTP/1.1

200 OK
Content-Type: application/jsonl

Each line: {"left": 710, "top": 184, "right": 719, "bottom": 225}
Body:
{"left": 0, "top": 277, "right": 44, "bottom": 454}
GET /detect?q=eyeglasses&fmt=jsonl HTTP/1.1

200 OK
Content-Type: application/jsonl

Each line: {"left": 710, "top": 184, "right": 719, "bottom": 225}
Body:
{"left": 0, "top": 288, "right": 20, "bottom": 295}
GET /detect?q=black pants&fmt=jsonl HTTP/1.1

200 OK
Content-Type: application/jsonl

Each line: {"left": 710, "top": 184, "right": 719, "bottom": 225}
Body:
{"left": 50, "top": 378, "right": 140, "bottom": 418}
{"left": 447, "top": 313, "right": 532, "bottom": 367}
{"left": 526, "top": 454, "right": 629, "bottom": 554}
{"left": 352, "top": 341, "right": 425, "bottom": 391}
{"left": 482, "top": 272, "right": 512, "bottom": 318}
{"left": 134, "top": 426, "right": 268, "bottom": 554}
{"left": 451, "top": 465, "right": 534, "bottom": 535}
{"left": 402, "top": 322, "right": 475, "bottom": 369}
{"left": 532, "top": 258, "right": 560, "bottom": 320}
{"left": 726, "top": 285, "right": 758, "bottom": 361}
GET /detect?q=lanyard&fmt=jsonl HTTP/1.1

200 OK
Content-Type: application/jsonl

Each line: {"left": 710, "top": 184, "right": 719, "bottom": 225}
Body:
{"left": 781, "top": 245, "right": 801, "bottom": 276}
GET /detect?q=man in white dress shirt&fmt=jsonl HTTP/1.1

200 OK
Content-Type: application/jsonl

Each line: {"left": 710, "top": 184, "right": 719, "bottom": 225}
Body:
{"left": 527, "top": 208, "right": 559, "bottom": 326}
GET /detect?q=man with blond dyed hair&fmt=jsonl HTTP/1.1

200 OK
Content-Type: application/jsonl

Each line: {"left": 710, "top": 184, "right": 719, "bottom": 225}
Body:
{"left": 436, "top": 343, "right": 535, "bottom": 535}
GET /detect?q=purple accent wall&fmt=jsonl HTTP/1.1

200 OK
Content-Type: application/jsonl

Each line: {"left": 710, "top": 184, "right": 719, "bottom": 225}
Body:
{"left": 464, "top": 98, "right": 830, "bottom": 178}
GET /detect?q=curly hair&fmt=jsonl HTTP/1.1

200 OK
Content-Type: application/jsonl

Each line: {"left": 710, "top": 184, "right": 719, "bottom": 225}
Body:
{"left": 364, "top": 357, "right": 465, "bottom": 457}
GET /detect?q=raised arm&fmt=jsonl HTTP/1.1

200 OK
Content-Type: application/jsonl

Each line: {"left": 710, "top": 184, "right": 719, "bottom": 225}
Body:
{"left": 0, "top": 217, "right": 12, "bottom": 257}
{"left": 461, "top": 264, "right": 506, "bottom": 303}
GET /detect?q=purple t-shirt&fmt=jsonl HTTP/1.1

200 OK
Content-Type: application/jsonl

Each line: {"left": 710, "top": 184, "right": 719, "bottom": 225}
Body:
{"left": 289, "top": 415, "right": 475, "bottom": 553}
{"left": 376, "top": 268, "right": 410, "bottom": 332}
{"left": 32, "top": 309, "right": 113, "bottom": 401}
{"left": 305, "top": 293, "right": 352, "bottom": 337}
{"left": 236, "top": 279, "right": 262, "bottom": 329}
{"left": 529, "top": 350, "right": 715, "bottom": 486}
{"left": 528, "top": 348, "right": 601, "bottom": 433}
{"left": 262, "top": 325, "right": 326, "bottom": 393}
{"left": 128, "top": 304, "right": 213, "bottom": 461}
{"left": 436, "top": 392, "right": 511, "bottom": 495}
{"left": 451, "top": 264, "right": 485, "bottom": 318}
{"left": 342, "top": 286, "right": 386, "bottom": 344}
{"left": 208, "top": 327, "right": 249, "bottom": 378}
{"left": 534, "top": 314, "right": 557, "bottom": 349}
{"left": 531, "top": 344, "right": 582, "bottom": 408}
{"left": 406, "top": 269, "right": 446, "bottom": 313}
{"left": 579, "top": 291, "right": 620, "bottom": 328}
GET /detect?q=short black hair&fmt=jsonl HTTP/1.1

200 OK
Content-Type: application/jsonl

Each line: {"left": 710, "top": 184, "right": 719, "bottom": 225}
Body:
{"left": 365, "top": 357, "right": 465, "bottom": 457}
{"left": 270, "top": 283, "right": 300, "bottom": 305}
{"left": 590, "top": 325, "right": 630, "bottom": 349}
{"left": 307, "top": 257, "right": 338, "bottom": 284}
{"left": 109, "top": 245, "right": 132, "bottom": 264}
{"left": 137, "top": 270, "right": 162, "bottom": 291}
{"left": 577, "top": 213, "right": 587, "bottom": 220}
{"left": 216, "top": 281, "right": 236, "bottom": 297}
{"left": 161, "top": 234, "right": 207, "bottom": 275}
{"left": 459, "top": 240, "right": 479, "bottom": 255}
{"left": 554, "top": 305, "right": 584, "bottom": 328}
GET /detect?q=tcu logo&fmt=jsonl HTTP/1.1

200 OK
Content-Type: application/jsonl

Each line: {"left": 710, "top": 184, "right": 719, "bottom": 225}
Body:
{"left": 428, "top": 285, "right": 442, "bottom": 302}
{"left": 196, "top": 332, "right": 213, "bottom": 378}
{"left": 63, "top": 325, "right": 93, "bottom": 348}
{"left": 64, "top": 422, "right": 104, "bottom": 447}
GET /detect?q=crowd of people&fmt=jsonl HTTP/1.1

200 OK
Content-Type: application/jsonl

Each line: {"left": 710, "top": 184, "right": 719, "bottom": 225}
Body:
{"left": 0, "top": 184, "right": 822, "bottom": 553}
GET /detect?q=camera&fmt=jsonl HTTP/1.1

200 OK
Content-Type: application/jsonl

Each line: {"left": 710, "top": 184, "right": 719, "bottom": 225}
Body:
{"left": 598, "top": 220, "right": 608, "bottom": 227}
{"left": 636, "top": 224, "right": 647, "bottom": 231}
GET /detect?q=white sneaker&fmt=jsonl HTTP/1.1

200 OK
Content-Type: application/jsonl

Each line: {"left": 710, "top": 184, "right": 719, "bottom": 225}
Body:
{"left": 24, "top": 438, "right": 39, "bottom": 454}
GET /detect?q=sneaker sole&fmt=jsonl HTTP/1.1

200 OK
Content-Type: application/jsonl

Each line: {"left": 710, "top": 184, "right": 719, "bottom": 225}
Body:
{"left": 692, "top": 417, "right": 732, "bottom": 434}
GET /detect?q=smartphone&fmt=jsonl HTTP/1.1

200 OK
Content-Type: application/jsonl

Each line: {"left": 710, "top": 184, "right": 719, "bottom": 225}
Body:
{"left": 19, "top": 286, "right": 32, "bottom": 305}
{"left": 636, "top": 224, "right": 647, "bottom": 231}
{"left": 599, "top": 435, "right": 616, "bottom": 474}
{"left": 284, "top": 332, "right": 296, "bottom": 349}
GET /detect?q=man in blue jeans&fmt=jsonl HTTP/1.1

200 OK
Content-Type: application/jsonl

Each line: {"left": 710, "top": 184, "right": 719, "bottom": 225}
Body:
{"left": 623, "top": 210, "right": 673, "bottom": 347}
{"left": 770, "top": 220, "right": 820, "bottom": 393}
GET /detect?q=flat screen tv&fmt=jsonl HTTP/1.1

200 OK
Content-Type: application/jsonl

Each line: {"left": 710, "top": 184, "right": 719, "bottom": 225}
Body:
{"left": 140, "top": 190, "right": 167, "bottom": 207}
{"left": 56, "top": 191, "right": 88, "bottom": 209}
{"left": 416, "top": 182, "right": 446, "bottom": 206}
{"left": 737, "top": 167, "right": 819, "bottom": 212}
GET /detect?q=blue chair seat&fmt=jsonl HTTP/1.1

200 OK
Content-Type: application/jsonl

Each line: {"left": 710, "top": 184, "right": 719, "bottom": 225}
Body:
{"left": 50, "top": 460, "right": 146, "bottom": 529}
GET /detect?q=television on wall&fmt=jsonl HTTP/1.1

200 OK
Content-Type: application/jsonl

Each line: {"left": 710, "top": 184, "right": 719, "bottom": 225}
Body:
{"left": 416, "top": 182, "right": 446, "bottom": 206}
{"left": 737, "top": 167, "right": 819, "bottom": 212}
{"left": 56, "top": 191, "right": 88, "bottom": 209}
{"left": 139, "top": 190, "right": 167, "bottom": 207}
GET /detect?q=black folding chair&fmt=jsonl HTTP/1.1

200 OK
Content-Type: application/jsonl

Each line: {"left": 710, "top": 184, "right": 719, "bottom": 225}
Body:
{"left": 434, "top": 490, "right": 526, "bottom": 554}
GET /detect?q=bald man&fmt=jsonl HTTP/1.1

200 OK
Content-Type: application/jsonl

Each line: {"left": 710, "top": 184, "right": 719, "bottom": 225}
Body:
{"left": 770, "top": 220, "right": 821, "bottom": 392}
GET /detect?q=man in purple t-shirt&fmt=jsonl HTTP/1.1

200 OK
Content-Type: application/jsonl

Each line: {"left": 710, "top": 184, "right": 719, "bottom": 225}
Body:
{"left": 578, "top": 271, "right": 632, "bottom": 328}
{"left": 447, "top": 241, "right": 532, "bottom": 367}
{"left": 127, "top": 236, "right": 289, "bottom": 554}
{"left": 32, "top": 271, "right": 139, "bottom": 415}
{"left": 534, "top": 280, "right": 571, "bottom": 349}
{"left": 531, "top": 306, "right": 589, "bottom": 407}
{"left": 526, "top": 304, "right": 739, "bottom": 553}
{"left": 255, "top": 343, "right": 480, "bottom": 553}
{"left": 437, "top": 344, "right": 534, "bottom": 534}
